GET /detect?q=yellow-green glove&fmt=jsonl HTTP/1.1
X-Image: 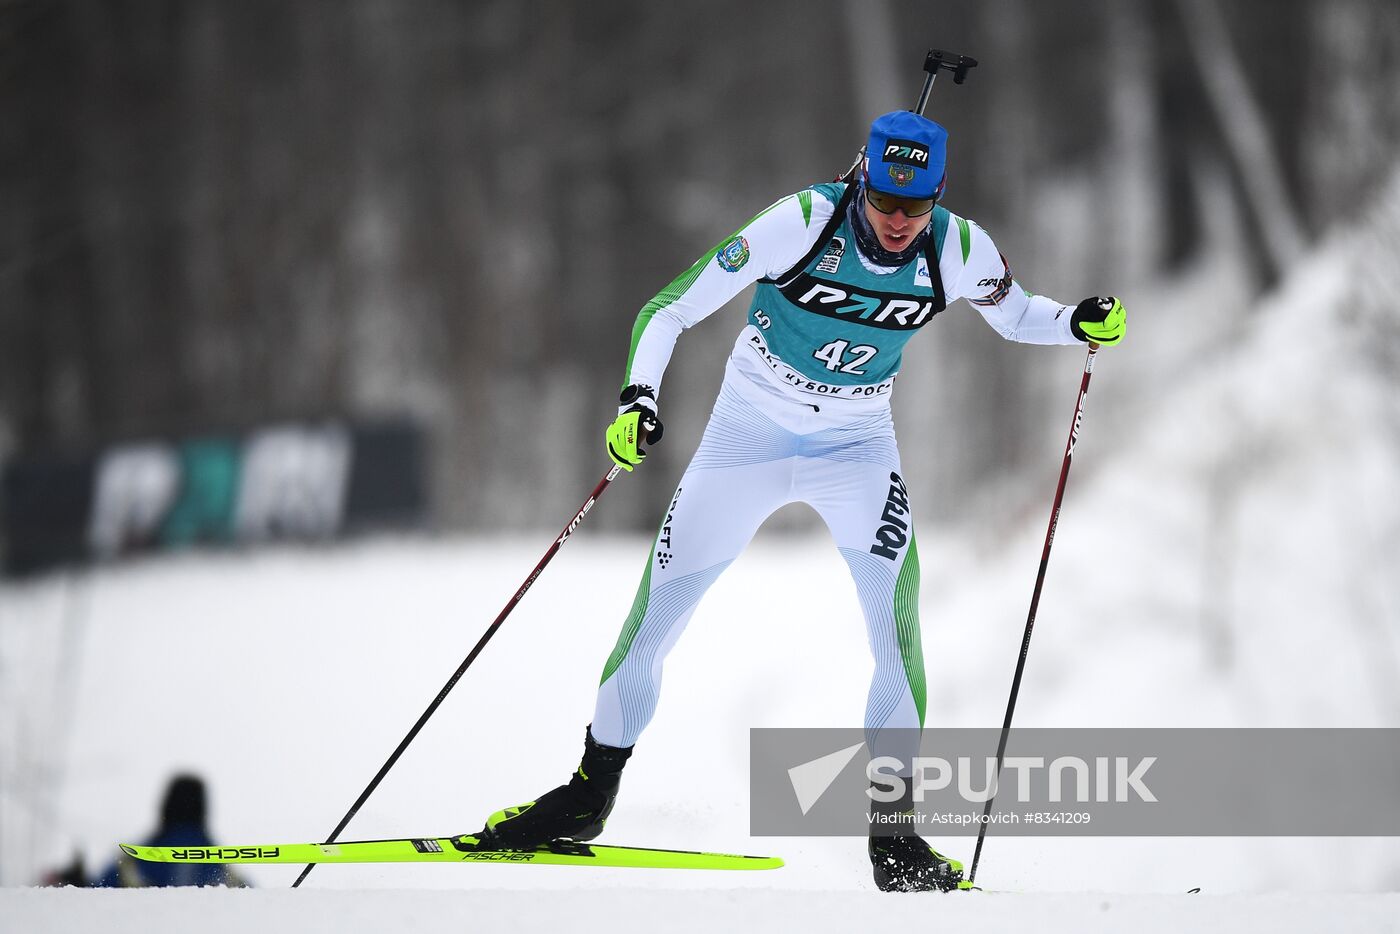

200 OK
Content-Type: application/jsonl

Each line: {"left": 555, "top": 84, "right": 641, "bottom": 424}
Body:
{"left": 606, "top": 385, "right": 664, "bottom": 472}
{"left": 1069, "top": 296, "right": 1126, "bottom": 346}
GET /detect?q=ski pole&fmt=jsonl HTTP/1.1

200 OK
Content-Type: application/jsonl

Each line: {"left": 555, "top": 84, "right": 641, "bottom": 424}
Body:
{"left": 292, "top": 464, "right": 624, "bottom": 888}
{"left": 966, "top": 343, "right": 1099, "bottom": 887}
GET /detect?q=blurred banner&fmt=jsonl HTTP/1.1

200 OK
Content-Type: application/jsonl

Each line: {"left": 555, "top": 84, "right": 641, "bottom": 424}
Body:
{"left": 0, "top": 420, "right": 427, "bottom": 576}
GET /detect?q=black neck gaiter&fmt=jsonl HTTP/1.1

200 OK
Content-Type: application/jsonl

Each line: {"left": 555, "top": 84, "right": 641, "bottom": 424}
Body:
{"left": 847, "top": 182, "right": 931, "bottom": 268}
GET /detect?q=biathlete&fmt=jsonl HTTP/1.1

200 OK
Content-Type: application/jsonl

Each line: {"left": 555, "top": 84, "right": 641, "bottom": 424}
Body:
{"left": 479, "top": 111, "right": 1126, "bottom": 892}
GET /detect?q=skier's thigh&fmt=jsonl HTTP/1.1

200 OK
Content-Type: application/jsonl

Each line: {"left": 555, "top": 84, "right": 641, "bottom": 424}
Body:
{"left": 648, "top": 459, "right": 792, "bottom": 581}
{"left": 807, "top": 458, "right": 914, "bottom": 559}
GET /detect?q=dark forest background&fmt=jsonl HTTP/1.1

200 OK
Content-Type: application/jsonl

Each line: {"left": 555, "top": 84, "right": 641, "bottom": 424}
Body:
{"left": 3, "top": 0, "right": 1399, "bottom": 537}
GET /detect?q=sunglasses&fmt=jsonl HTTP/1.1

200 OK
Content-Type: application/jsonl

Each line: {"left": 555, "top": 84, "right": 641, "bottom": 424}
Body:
{"left": 864, "top": 187, "right": 935, "bottom": 218}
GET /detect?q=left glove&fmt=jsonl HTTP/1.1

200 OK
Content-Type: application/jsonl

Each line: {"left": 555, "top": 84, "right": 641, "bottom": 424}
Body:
{"left": 605, "top": 384, "right": 664, "bottom": 472}
{"left": 1070, "top": 296, "right": 1126, "bottom": 346}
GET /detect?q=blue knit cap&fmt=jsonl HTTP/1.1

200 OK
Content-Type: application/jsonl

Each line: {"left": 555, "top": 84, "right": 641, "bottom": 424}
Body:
{"left": 864, "top": 111, "right": 949, "bottom": 201}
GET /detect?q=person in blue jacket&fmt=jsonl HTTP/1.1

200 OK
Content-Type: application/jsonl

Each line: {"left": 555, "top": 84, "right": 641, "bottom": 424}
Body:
{"left": 94, "top": 774, "right": 248, "bottom": 888}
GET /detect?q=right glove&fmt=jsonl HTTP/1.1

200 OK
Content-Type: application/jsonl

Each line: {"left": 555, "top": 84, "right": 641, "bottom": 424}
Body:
{"left": 1069, "top": 296, "right": 1127, "bottom": 346}
{"left": 605, "top": 384, "right": 664, "bottom": 472}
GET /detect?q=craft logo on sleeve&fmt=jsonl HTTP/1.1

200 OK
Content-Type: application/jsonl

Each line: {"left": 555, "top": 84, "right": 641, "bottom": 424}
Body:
{"left": 715, "top": 234, "right": 751, "bottom": 272}
{"left": 970, "top": 253, "right": 1015, "bottom": 307}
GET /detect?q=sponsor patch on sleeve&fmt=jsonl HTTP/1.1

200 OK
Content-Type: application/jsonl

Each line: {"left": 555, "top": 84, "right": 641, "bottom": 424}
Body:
{"left": 969, "top": 252, "right": 1014, "bottom": 307}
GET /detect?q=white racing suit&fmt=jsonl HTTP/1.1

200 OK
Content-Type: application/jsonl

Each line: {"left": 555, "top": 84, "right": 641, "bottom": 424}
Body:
{"left": 591, "top": 182, "right": 1080, "bottom": 752}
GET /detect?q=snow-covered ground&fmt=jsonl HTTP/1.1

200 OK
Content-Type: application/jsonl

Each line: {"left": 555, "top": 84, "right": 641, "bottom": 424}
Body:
{"left": 4, "top": 169, "right": 1399, "bottom": 934}
{"left": 6, "top": 888, "right": 1400, "bottom": 934}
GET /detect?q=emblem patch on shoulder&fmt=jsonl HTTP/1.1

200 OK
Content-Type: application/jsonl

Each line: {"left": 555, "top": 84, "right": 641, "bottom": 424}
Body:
{"left": 914, "top": 256, "right": 932, "bottom": 288}
{"left": 888, "top": 164, "right": 916, "bottom": 188}
{"left": 716, "top": 235, "right": 751, "bottom": 273}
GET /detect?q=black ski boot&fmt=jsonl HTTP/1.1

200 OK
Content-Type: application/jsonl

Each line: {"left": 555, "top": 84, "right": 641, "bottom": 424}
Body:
{"left": 869, "top": 833, "right": 965, "bottom": 892}
{"left": 868, "top": 782, "right": 964, "bottom": 892}
{"left": 480, "top": 727, "right": 633, "bottom": 848}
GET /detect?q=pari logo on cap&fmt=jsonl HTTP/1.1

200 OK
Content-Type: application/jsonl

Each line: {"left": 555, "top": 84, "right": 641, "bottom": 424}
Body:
{"left": 882, "top": 138, "right": 930, "bottom": 169}
{"left": 866, "top": 111, "right": 948, "bottom": 201}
